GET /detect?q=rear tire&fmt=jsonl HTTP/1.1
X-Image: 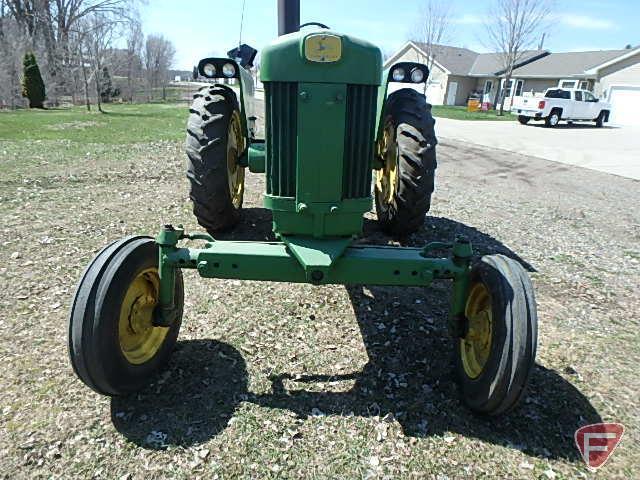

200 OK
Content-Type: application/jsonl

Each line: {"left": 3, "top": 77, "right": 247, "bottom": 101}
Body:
{"left": 517, "top": 115, "right": 530, "bottom": 125}
{"left": 374, "top": 88, "right": 437, "bottom": 236}
{"left": 68, "top": 237, "right": 184, "bottom": 396}
{"left": 455, "top": 255, "right": 538, "bottom": 415}
{"left": 186, "top": 85, "right": 246, "bottom": 233}
{"left": 544, "top": 109, "right": 560, "bottom": 128}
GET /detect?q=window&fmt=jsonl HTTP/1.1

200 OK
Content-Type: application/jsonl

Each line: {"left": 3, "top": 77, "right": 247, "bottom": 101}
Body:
{"left": 545, "top": 89, "right": 571, "bottom": 99}
{"left": 515, "top": 79, "right": 524, "bottom": 97}
{"left": 559, "top": 79, "right": 578, "bottom": 89}
{"left": 500, "top": 78, "right": 514, "bottom": 97}
{"left": 579, "top": 80, "right": 590, "bottom": 90}
{"left": 575, "top": 91, "right": 583, "bottom": 101}
{"left": 584, "top": 91, "right": 597, "bottom": 102}
{"left": 484, "top": 80, "right": 493, "bottom": 94}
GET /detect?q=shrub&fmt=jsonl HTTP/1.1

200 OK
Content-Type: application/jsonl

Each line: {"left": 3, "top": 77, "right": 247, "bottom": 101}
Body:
{"left": 99, "top": 66, "right": 120, "bottom": 103}
{"left": 21, "top": 52, "right": 46, "bottom": 109}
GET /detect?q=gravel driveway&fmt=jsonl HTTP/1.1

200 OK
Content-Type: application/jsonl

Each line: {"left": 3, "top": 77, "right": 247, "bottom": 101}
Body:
{"left": 435, "top": 117, "right": 640, "bottom": 180}
{"left": 0, "top": 117, "right": 638, "bottom": 478}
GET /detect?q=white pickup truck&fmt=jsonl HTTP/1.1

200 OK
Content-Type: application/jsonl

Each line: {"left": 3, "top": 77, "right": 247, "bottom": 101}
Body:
{"left": 511, "top": 88, "right": 611, "bottom": 128}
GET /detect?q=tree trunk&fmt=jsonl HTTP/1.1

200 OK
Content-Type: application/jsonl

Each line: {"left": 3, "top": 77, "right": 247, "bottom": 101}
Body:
{"left": 499, "top": 72, "right": 512, "bottom": 116}
{"left": 126, "top": 62, "right": 133, "bottom": 102}
{"left": 40, "top": 0, "right": 60, "bottom": 106}
{"left": 94, "top": 71, "right": 103, "bottom": 112}
{"left": 79, "top": 50, "right": 91, "bottom": 111}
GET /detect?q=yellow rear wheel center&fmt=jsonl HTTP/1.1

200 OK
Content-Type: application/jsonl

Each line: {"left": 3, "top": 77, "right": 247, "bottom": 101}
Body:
{"left": 227, "top": 111, "right": 245, "bottom": 209}
{"left": 118, "top": 268, "right": 168, "bottom": 365}
{"left": 460, "top": 282, "right": 493, "bottom": 378}
{"left": 375, "top": 123, "right": 398, "bottom": 205}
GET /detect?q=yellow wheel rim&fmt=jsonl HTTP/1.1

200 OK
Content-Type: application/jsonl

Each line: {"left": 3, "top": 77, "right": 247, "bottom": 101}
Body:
{"left": 118, "top": 267, "right": 168, "bottom": 365}
{"left": 460, "top": 282, "right": 493, "bottom": 378}
{"left": 375, "top": 122, "right": 398, "bottom": 205}
{"left": 227, "top": 111, "right": 245, "bottom": 209}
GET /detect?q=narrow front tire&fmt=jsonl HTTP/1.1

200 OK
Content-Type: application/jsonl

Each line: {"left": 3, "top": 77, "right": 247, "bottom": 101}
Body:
{"left": 455, "top": 255, "right": 538, "bottom": 415}
{"left": 68, "top": 237, "right": 184, "bottom": 396}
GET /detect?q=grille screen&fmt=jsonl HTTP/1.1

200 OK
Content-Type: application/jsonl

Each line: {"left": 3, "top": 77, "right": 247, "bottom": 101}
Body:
{"left": 265, "top": 82, "right": 376, "bottom": 200}
{"left": 343, "top": 84, "right": 377, "bottom": 199}
{"left": 265, "top": 82, "right": 297, "bottom": 197}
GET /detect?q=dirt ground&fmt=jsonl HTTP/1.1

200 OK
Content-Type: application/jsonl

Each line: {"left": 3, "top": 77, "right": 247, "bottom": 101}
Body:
{"left": 0, "top": 108, "right": 639, "bottom": 478}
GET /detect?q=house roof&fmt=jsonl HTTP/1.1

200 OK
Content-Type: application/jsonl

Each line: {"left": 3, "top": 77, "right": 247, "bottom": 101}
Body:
{"left": 510, "top": 49, "right": 629, "bottom": 78}
{"left": 388, "top": 42, "right": 548, "bottom": 77}
{"left": 468, "top": 50, "right": 548, "bottom": 76}
{"left": 411, "top": 42, "right": 479, "bottom": 75}
{"left": 386, "top": 42, "right": 634, "bottom": 79}
{"left": 584, "top": 46, "right": 640, "bottom": 74}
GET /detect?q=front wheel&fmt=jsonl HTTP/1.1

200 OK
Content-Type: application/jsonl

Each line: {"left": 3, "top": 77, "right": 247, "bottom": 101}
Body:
{"left": 517, "top": 115, "right": 530, "bottom": 125}
{"left": 455, "top": 255, "right": 537, "bottom": 415}
{"left": 68, "top": 237, "right": 184, "bottom": 396}
{"left": 595, "top": 111, "right": 606, "bottom": 128}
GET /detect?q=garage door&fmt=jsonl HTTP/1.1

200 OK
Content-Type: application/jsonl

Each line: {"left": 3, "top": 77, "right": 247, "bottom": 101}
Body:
{"left": 608, "top": 86, "right": 640, "bottom": 126}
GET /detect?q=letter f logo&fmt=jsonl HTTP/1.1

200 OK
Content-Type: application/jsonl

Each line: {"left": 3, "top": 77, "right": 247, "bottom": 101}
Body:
{"left": 575, "top": 423, "right": 624, "bottom": 470}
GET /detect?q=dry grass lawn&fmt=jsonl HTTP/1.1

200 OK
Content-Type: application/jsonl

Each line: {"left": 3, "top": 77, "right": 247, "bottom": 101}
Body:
{"left": 0, "top": 103, "right": 638, "bottom": 479}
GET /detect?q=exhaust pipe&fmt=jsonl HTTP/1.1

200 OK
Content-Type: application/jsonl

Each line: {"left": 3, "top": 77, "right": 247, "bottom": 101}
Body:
{"left": 278, "top": 0, "right": 300, "bottom": 36}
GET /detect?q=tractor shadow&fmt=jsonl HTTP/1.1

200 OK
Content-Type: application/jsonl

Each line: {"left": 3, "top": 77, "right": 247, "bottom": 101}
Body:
{"left": 111, "top": 212, "right": 598, "bottom": 460}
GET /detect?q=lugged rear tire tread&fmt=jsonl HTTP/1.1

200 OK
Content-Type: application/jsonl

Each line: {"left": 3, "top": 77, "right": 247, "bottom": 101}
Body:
{"left": 186, "top": 84, "right": 242, "bottom": 233}
{"left": 375, "top": 88, "right": 437, "bottom": 236}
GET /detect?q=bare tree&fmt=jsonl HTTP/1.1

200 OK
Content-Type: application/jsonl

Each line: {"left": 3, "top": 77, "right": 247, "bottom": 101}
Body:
{"left": 1, "top": 0, "right": 135, "bottom": 106}
{"left": 124, "top": 19, "right": 143, "bottom": 102}
{"left": 74, "top": 11, "right": 125, "bottom": 112}
{"left": 143, "top": 34, "right": 175, "bottom": 101}
{"left": 484, "top": 0, "right": 552, "bottom": 114}
{"left": 0, "top": 1, "right": 30, "bottom": 107}
{"left": 411, "top": 0, "right": 453, "bottom": 75}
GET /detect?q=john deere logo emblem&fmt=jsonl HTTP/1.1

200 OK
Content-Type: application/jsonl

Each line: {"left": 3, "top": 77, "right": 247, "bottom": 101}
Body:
{"left": 304, "top": 34, "right": 342, "bottom": 63}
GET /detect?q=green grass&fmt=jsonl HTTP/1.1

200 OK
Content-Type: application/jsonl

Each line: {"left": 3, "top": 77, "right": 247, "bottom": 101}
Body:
{"left": 0, "top": 102, "right": 188, "bottom": 143}
{"left": 431, "top": 105, "right": 516, "bottom": 121}
{"left": 0, "top": 103, "right": 190, "bottom": 181}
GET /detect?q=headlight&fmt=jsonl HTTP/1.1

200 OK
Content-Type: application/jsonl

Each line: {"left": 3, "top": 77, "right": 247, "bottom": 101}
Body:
{"left": 410, "top": 68, "right": 424, "bottom": 83}
{"left": 202, "top": 63, "right": 216, "bottom": 77}
{"left": 392, "top": 68, "right": 405, "bottom": 82}
{"left": 222, "top": 63, "right": 236, "bottom": 77}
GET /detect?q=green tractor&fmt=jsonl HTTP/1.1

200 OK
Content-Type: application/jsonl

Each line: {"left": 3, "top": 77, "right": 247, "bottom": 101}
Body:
{"left": 68, "top": 2, "right": 537, "bottom": 416}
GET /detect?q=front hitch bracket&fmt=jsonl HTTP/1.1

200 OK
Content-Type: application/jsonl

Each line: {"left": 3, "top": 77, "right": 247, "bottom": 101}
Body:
{"left": 153, "top": 224, "right": 183, "bottom": 327}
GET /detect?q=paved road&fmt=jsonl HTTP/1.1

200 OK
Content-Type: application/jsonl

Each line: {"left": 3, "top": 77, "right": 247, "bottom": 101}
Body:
{"left": 434, "top": 117, "right": 640, "bottom": 180}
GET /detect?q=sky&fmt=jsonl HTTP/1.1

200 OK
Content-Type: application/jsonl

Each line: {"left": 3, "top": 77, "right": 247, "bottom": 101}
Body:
{"left": 140, "top": 0, "right": 640, "bottom": 70}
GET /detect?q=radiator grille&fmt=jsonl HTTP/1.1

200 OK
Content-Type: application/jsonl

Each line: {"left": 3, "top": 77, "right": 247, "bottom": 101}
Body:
{"left": 265, "top": 82, "right": 377, "bottom": 200}
{"left": 265, "top": 82, "right": 297, "bottom": 197}
{"left": 343, "top": 84, "right": 377, "bottom": 199}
